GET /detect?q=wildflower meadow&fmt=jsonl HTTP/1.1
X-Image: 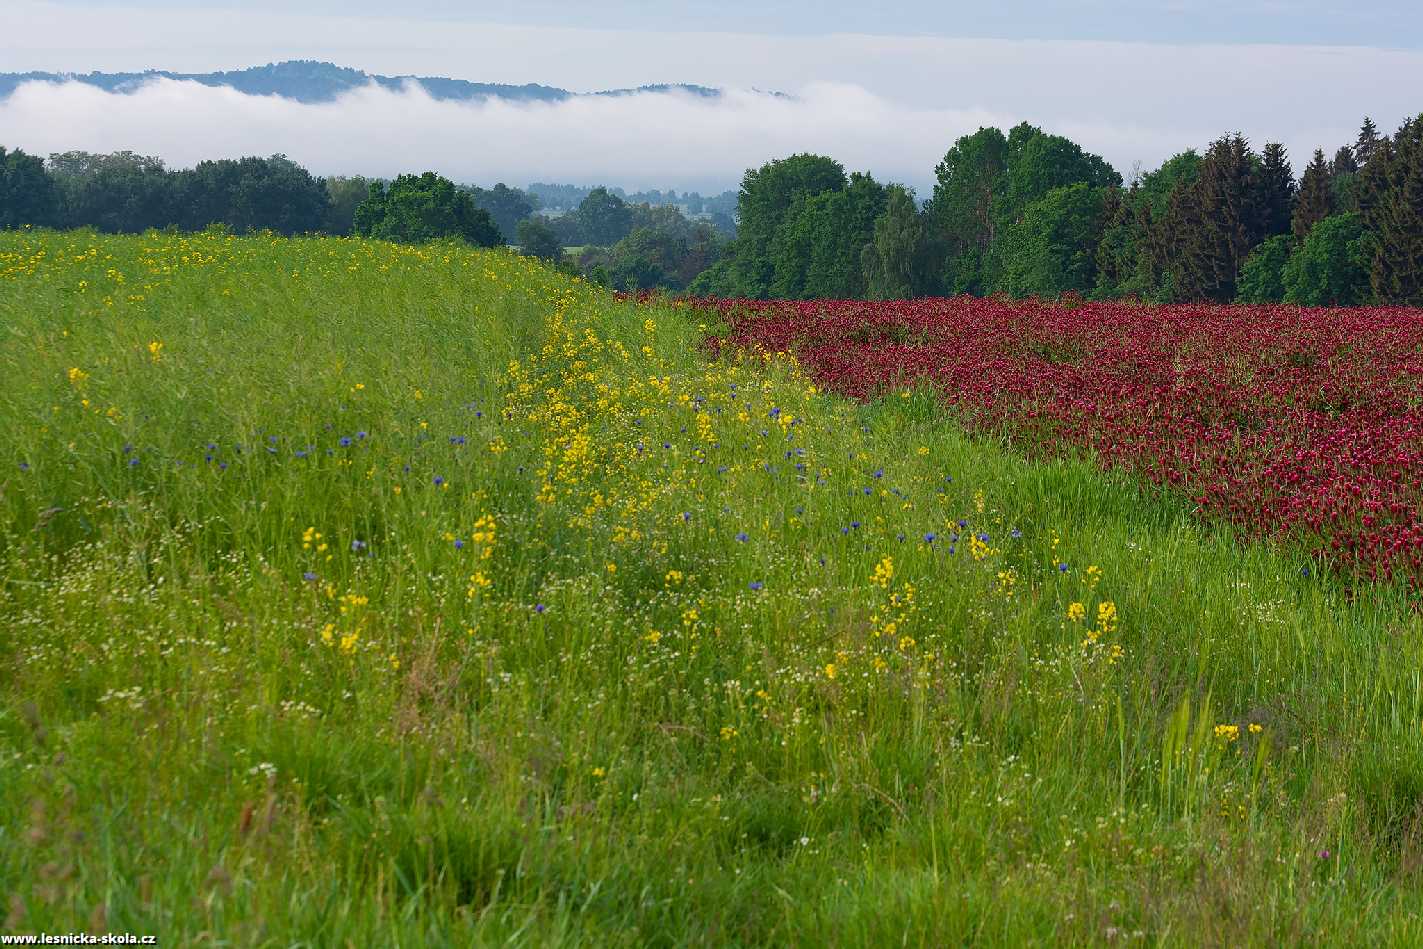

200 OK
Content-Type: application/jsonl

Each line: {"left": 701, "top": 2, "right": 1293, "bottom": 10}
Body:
{"left": 3, "top": 231, "right": 1423, "bottom": 945}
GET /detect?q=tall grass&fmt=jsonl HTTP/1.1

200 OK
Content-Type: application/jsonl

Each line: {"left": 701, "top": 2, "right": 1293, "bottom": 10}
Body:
{"left": 1, "top": 230, "right": 1421, "bottom": 945}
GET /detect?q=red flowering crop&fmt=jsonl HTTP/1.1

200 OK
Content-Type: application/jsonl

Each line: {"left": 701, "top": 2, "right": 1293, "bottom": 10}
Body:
{"left": 704, "top": 296, "right": 1423, "bottom": 586}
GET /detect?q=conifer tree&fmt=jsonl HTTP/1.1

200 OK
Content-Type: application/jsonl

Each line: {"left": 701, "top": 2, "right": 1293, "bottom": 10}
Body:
{"left": 1330, "top": 144, "right": 1361, "bottom": 212}
{"left": 1292, "top": 149, "right": 1334, "bottom": 241}
{"left": 1258, "top": 142, "right": 1296, "bottom": 238}
{"left": 1173, "top": 134, "right": 1262, "bottom": 301}
{"left": 1361, "top": 117, "right": 1423, "bottom": 304}
{"left": 1355, "top": 117, "right": 1381, "bottom": 168}
{"left": 1331, "top": 145, "right": 1358, "bottom": 177}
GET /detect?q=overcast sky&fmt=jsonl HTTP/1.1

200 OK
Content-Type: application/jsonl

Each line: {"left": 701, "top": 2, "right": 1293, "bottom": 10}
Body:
{"left": 5, "top": 1, "right": 1421, "bottom": 191}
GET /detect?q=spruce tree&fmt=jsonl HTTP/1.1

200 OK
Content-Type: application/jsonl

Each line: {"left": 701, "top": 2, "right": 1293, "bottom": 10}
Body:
{"left": 1258, "top": 142, "right": 1296, "bottom": 238}
{"left": 1361, "top": 117, "right": 1423, "bottom": 304}
{"left": 1355, "top": 117, "right": 1381, "bottom": 168}
{"left": 1292, "top": 149, "right": 1334, "bottom": 241}
{"left": 1173, "top": 134, "right": 1262, "bottom": 301}
{"left": 1331, "top": 145, "right": 1358, "bottom": 177}
{"left": 1331, "top": 145, "right": 1360, "bottom": 212}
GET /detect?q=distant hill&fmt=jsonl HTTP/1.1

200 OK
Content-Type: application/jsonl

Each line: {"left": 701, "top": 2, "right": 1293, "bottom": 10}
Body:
{"left": 0, "top": 60, "right": 733, "bottom": 104}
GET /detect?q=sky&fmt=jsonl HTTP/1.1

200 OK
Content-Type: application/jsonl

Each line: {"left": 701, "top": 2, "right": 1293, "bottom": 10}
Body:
{"left": 4, "top": 1, "right": 1421, "bottom": 192}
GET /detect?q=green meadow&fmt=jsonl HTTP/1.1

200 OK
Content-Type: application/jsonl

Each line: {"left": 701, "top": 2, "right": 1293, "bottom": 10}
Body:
{"left": 1, "top": 231, "right": 1421, "bottom": 946}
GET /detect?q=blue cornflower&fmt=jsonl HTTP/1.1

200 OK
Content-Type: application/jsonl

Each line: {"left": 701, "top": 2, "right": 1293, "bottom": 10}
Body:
{"left": 769, "top": 407, "right": 780, "bottom": 418}
{"left": 863, "top": 487, "right": 872, "bottom": 495}
{"left": 534, "top": 604, "right": 546, "bottom": 614}
{"left": 850, "top": 521, "right": 861, "bottom": 529}
{"left": 749, "top": 581, "right": 764, "bottom": 591}
{"left": 18, "top": 462, "right": 29, "bottom": 472}
{"left": 682, "top": 512, "right": 692, "bottom": 522}
{"left": 1058, "top": 563, "right": 1069, "bottom": 573}
{"left": 218, "top": 462, "right": 229, "bottom": 471}
{"left": 897, "top": 533, "right": 906, "bottom": 542}
{"left": 818, "top": 557, "right": 826, "bottom": 566}
{"left": 127, "top": 457, "right": 139, "bottom": 467}
{"left": 663, "top": 442, "right": 672, "bottom": 450}
{"left": 356, "top": 431, "right": 367, "bottom": 440}
{"left": 339, "top": 436, "right": 352, "bottom": 448}
{"left": 958, "top": 519, "right": 967, "bottom": 528}
{"left": 872, "top": 468, "right": 883, "bottom": 479}
{"left": 454, "top": 539, "right": 464, "bottom": 549}
{"left": 123, "top": 443, "right": 133, "bottom": 454}
{"left": 303, "top": 571, "right": 318, "bottom": 581}
{"left": 924, "top": 532, "right": 936, "bottom": 544}
{"left": 1010, "top": 529, "right": 1022, "bottom": 539}
{"left": 351, "top": 539, "right": 367, "bottom": 552}
{"left": 735, "top": 532, "right": 749, "bottom": 542}
{"left": 433, "top": 476, "right": 444, "bottom": 487}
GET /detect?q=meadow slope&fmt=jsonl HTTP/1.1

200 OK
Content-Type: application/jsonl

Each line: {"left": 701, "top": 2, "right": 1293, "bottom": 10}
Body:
{"left": 2, "top": 232, "right": 1422, "bottom": 946}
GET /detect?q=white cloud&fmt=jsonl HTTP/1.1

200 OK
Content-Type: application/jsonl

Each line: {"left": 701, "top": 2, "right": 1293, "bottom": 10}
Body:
{"left": 0, "top": 75, "right": 1381, "bottom": 193}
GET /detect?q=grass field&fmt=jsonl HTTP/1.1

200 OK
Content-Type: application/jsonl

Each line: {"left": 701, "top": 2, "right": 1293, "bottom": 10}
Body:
{"left": 2, "top": 231, "right": 1423, "bottom": 946}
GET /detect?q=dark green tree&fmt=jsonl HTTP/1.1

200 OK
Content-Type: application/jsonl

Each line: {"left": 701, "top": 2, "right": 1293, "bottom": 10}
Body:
{"left": 1292, "top": 149, "right": 1334, "bottom": 241}
{"left": 1282, "top": 212, "right": 1370, "bottom": 305}
{"left": 0, "top": 146, "right": 60, "bottom": 228}
{"left": 324, "top": 176, "right": 373, "bottom": 235}
{"left": 602, "top": 227, "right": 686, "bottom": 290}
{"left": 861, "top": 185, "right": 928, "bottom": 300}
{"left": 1171, "top": 134, "right": 1266, "bottom": 302}
{"left": 770, "top": 173, "right": 886, "bottom": 299}
{"left": 468, "top": 183, "right": 536, "bottom": 243}
{"left": 996, "top": 124, "right": 1120, "bottom": 220}
{"left": 1258, "top": 143, "right": 1296, "bottom": 238}
{"left": 731, "top": 154, "right": 847, "bottom": 296}
{"left": 1355, "top": 117, "right": 1381, "bottom": 168}
{"left": 1359, "top": 116, "right": 1423, "bottom": 304}
{"left": 926, "top": 128, "right": 1007, "bottom": 294}
{"left": 1331, "top": 145, "right": 1361, "bottom": 211}
{"left": 515, "top": 217, "right": 562, "bottom": 261}
{"left": 352, "top": 172, "right": 500, "bottom": 246}
{"left": 1091, "top": 152, "right": 1200, "bottom": 300}
{"left": 996, "top": 183, "right": 1109, "bottom": 298}
{"left": 1235, "top": 235, "right": 1292, "bottom": 303}
{"left": 47, "top": 150, "right": 173, "bottom": 232}
{"left": 574, "top": 187, "right": 633, "bottom": 246}
{"left": 175, "top": 155, "right": 330, "bottom": 234}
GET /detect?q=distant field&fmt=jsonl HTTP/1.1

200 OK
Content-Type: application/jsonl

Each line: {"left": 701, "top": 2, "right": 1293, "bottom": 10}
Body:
{"left": 2, "top": 232, "right": 1422, "bottom": 945}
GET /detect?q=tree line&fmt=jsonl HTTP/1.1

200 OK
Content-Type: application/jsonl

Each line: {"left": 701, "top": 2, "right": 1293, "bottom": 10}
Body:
{"left": 692, "top": 114, "right": 1423, "bottom": 306}
{"left": 0, "top": 148, "right": 731, "bottom": 291}
{"left": 4, "top": 112, "right": 1421, "bottom": 304}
